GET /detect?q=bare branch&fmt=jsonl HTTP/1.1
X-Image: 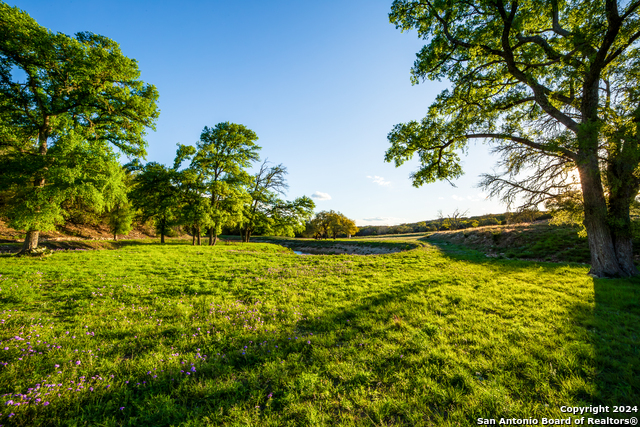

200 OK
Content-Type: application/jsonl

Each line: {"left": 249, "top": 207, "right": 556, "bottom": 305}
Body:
{"left": 464, "top": 133, "right": 578, "bottom": 160}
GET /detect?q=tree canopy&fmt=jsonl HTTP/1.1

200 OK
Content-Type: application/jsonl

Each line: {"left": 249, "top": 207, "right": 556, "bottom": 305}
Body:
{"left": 192, "top": 123, "right": 260, "bottom": 245}
{"left": 386, "top": 0, "right": 640, "bottom": 277}
{"left": 0, "top": 3, "right": 159, "bottom": 252}
{"left": 129, "top": 162, "right": 178, "bottom": 244}
{"left": 306, "top": 210, "right": 358, "bottom": 239}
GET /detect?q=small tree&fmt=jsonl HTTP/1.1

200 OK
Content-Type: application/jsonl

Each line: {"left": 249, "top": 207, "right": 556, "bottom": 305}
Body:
{"left": 129, "top": 162, "right": 178, "bottom": 244}
{"left": 308, "top": 210, "right": 358, "bottom": 239}
{"left": 328, "top": 211, "right": 359, "bottom": 239}
{"left": 108, "top": 202, "right": 134, "bottom": 241}
{"left": 258, "top": 196, "right": 316, "bottom": 237}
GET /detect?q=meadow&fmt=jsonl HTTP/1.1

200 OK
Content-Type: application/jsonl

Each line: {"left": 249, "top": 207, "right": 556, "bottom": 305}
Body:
{"left": 0, "top": 238, "right": 638, "bottom": 426}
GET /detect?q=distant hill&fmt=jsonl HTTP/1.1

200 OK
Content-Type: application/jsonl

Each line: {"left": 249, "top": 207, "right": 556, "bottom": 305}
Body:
{"left": 356, "top": 210, "right": 553, "bottom": 237}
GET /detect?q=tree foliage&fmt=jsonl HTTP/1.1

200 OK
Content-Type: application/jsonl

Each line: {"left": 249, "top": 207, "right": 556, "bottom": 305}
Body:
{"left": 0, "top": 3, "right": 159, "bottom": 252}
{"left": 129, "top": 162, "right": 178, "bottom": 244}
{"left": 192, "top": 123, "right": 260, "bottom": 245}
{"left": 172, "top": 145, "right": 212, "bottom": 245}
{"left": 108, "top": 201, "right": 134, "bottom": 241}
{"left": 306, "top": 210, "right": 358, "bottom": 239}
{"left": 241, "top": 161, "right": 289, "bottom": 242}
{"left": 257, "top": 196, "right": 316, "bottom": 238}
{"left": 386, "top": 0, "right": 640, "bottom": 277}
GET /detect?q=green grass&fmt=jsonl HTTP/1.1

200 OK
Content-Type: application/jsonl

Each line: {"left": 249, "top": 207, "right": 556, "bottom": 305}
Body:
{"left": 0, "top": 239, "right": 638, "bottom": 426}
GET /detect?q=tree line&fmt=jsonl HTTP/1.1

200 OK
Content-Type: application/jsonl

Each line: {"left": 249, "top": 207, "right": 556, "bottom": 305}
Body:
{"left": 356, "top": 209, "right": 554, "bottom": 236}
{"left": 123, "top": 122, "right": 315, "bottom": 245}
{"left": 0, "top": 5, "right": 315, "bottom": 250}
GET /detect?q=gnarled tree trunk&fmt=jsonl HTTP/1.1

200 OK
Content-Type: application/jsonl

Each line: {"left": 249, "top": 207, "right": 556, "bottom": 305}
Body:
{"left": 578, "top": 158, "right": 636, "bottom": 277}
{"left": 19, "top": 230, "right": 40, "bottom": 254}
{"left": 606, "top": 155, "right": 640, "bottom": 277}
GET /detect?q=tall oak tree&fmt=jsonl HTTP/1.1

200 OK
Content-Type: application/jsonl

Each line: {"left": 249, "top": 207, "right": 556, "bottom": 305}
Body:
{"left": 0, "top": 4, "right": 158, "bottom": 252}
{"left": 386, "top": 0, "right": 640, "bottom": 277}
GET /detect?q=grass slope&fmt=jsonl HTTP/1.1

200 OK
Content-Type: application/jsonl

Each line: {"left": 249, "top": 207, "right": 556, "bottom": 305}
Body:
{"left": 424, "top": 222, "right": 601, "bottom": 264}
{"left": 0, "top": 239, "right": 638, "bottom": 426}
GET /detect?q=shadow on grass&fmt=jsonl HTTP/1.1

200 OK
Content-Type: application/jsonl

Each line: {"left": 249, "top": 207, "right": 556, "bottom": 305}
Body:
{"left": 424, "top": 239, "right": 640, "bottom": 409}
{"left": 6, "top": 240, "right": 639, "bottom": 426}
{"left": 591, "top": 278, "right": 640, "bottom": 405}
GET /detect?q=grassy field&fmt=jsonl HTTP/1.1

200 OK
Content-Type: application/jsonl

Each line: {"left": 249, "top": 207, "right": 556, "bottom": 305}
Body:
{"left": 0, "top": 238, "right": 638, "bottom": 426}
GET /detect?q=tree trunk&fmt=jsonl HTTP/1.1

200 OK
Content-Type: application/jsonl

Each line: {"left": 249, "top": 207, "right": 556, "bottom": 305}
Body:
{"left": 113, "top": 232, "right": 118, "bottom": 241}
{"left": 19, "top": 230, "right": 40, "bottom": 253}
{"left": 612, "top": 233, "right": 637, "bottom": 276}
{"left": 17, "top": 119, "right": 50, "bottom": 255}
{"left": 607, "top": 160, "right": 640, "bottom": 277}
{"left": 191, "top": 227, "right": 196, "bottom": 246}
{"left": 160, "top": 219, "right": 166, "bottom": 244}
{"left": 197, "top": 225, "right": 201, "bottom": 246}
{"left": 211, "top": 221, "right": 219, "bottom": 246}
{"left": 578, "top": 161, "right": 627, "bottom": 277}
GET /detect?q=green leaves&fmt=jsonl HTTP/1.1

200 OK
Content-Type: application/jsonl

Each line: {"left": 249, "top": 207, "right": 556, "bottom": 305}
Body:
{"left": 305, "top": 210, "right": 357, "bottom": 239}
{"left": 386, "top": 0, "right": 640, "bottom": 194}
{"left": 0, "top": 3, "right": 159, "bottom": 239}
{"left": 191, "top": 122, "right": 261, "bottom": 243}
{"left": 129, "top": 162, "right": 180, "bottom": 242}
{"left": 387, "top": 0, "right": 640, "bottom": 275}
{"left": 386, "top": 119, "right": 465, "bottom": 187}
{"left": 194, "top": 122, "right": 261, "bottom": 180}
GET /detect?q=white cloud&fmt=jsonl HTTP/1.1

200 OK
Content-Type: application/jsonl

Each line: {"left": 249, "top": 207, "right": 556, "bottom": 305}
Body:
{"left": 366, "top": 175, "right": 390, "bottom": 186}
{"left": 311, "top": 191, "right": 331, "bottom": 201}
{"left": 452, "top": 195, "right": 465, "bottom": 201}
{"left": 438, "top": 197, "right": 444, "bottom": 200}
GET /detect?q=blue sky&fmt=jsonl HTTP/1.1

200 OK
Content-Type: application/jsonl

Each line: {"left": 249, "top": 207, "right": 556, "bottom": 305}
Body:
{"left": 11, "top": 0, "right": 507, "bottom": 225}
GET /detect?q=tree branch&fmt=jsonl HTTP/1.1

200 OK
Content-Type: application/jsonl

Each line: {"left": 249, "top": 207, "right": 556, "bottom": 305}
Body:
{"left": 464, "top": 133, "right": 578, "bottom": 160}
{"left": 496, "top": 0, "right": 580, "bottom": 132}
